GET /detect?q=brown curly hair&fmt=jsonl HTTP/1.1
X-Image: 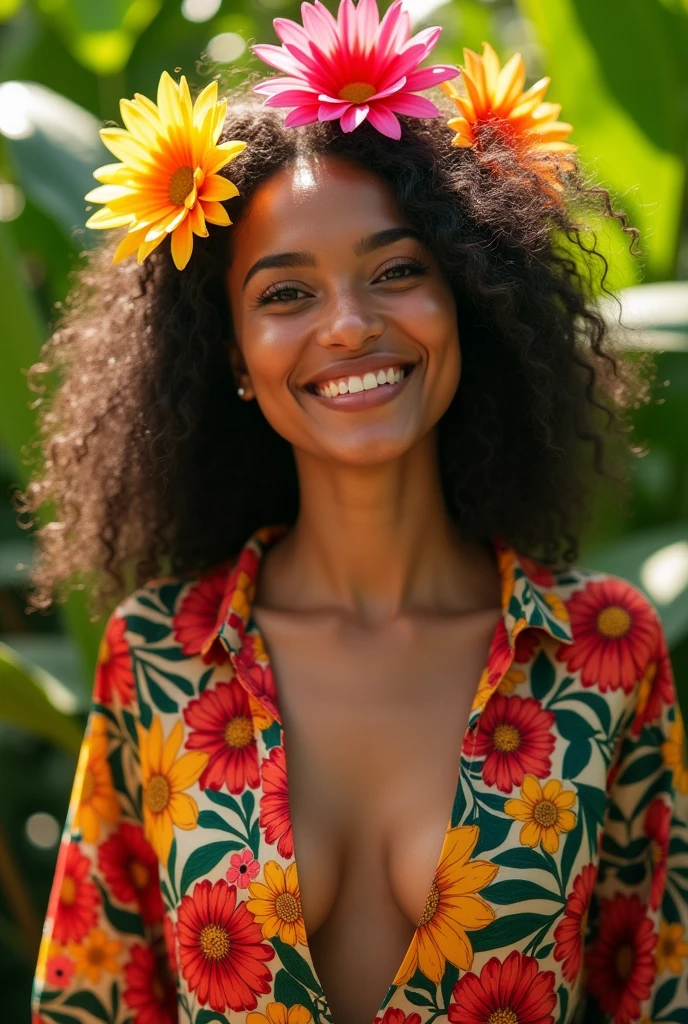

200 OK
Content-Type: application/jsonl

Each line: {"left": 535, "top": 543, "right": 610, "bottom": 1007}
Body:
{"left": 14, "top": 85, "right": 643, "bottom": 618}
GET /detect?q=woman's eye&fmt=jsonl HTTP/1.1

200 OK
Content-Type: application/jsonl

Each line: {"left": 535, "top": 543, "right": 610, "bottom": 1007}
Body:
{"left": 258, "top": 284, "right": 309, "bottom": 305}
{"left": 377, "top": 260, "right": 429, "bottom": 283}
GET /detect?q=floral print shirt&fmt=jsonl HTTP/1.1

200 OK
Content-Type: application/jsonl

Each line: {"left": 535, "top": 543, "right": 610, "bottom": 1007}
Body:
{"left": 32, "top": 525, "right": 688, "bottom": 1024}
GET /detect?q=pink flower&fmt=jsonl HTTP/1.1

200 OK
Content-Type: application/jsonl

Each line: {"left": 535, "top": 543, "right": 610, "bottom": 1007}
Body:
{"left": 252, "top": 0, "right": 458, "bottom": 139}
{"left": 226, "top": 848, "right": 260, "bottom": 889}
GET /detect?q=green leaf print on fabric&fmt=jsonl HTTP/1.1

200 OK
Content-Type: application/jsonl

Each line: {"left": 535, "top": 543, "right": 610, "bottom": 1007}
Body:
{"left": 530, "top": 650, "right": 556, "bottom": 700}
{"left": 562, "top": 738, "right": 592, "bottom": 779}
{"left": 94, "top": 878, "right": 145, "bottom": 937}
{"left": 62, "top": 990, "right": 110, "bottom": 1021}
{"left": 271, "top": 936, "right": 324, "bottom": 996}
{"left": 274, "top": 968, "right": 317, "bottom": 1011}
{"left": 469, "top": 912, "right": 554, "bottom": 952}
{"left": 179, "top": 840, "right": 243, "bottom": 895}
{"left": 482, "top": 879, "right": 564, "bottom": 905}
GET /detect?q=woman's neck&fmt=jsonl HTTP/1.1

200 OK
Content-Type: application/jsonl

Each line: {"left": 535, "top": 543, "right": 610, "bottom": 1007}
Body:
{"left": 257, "top": 429, "right": 499, "bottom": 625}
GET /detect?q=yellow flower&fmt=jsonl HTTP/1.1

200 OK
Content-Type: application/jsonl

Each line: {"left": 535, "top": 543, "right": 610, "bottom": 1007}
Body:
{"left": 73, "top": 714, "right": 120, "bottom": 844}
{"left": 498, "top": 667, "right": 527, "bottom": 695}
{"left": 442, "top": 43, "right": 576, "bottom": 187}
{"left": 231, "top": 570, "right": 255, "bottom": 621}
{"left": 655, "top": 920, "right": 688, "bottom": 974}
{"left": 68, "top": 928, "right": 121, "bottom": 984}
{"left": 497, "top": 547, "right": 517, "bottom": 611}
{"left": 661, "top": 714, "right": 688, "bottom": 795}
{"left": 543, "top": 591, "right": 569, "bottom": 623}
{"left": 246, "top": 861, "right": 307, "bottom": 946}
{"left": 471, "top": 667, "right": 494, "bottom": 714}
{"left": 136, "top": 716, "right": 208, "bottom": 865}
{"left": 393, "top": 825, "right": 497, "bottom": 986}
{"left": 247, "top": 1002, "right": 313, "bottom": 1024}
{"left": 248, "top": 692, "right": 274, "bottom": 732}
{"left": 505, "top": 775, "right": 577, "bottom": 854}
{"left": 85, "top": 71, "right": 246, "bottom": 270}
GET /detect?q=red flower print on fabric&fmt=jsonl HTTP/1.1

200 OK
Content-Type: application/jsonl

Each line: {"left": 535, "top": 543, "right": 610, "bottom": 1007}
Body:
{"left": 177, "top": 879, "right": 275, "bottom": 1012}
{"left": 45, "top": 953, "right": 75, "bottom": 989}
{"left": 374, "top": 1010, "right": 421, "bottom": 1024}
{"left": 93, "top": 614, "right": 135, "bottom": 706}
{"left": 259, "top": 745, "right": 293, "bottom": 858}
{"left": 553, "top": 862, "right": 597, "bottom": 982}
{"left": 448, "top": 949, "right": 557, "bottom": 1024}
{"left": 556, "top": 578, "right": 658, "bottom": 693}
{"left": 226, "top": 848, "right": 260, "bottom": 889}
{"left": 183, "top": 679, "right": 260, "bottom": 793}
{"left": 97, "top": 823, "right": 164, "bottom": 926}
{"left": 585, "top": 893, "right": 657, "bottom": 1024}
{"left": 632, "top": 629, "right": 675, "bottom": 736}
{"left": 473, "top": 693, "right": 556, "bottom": 793}
{"left": 123, "top": 943, "right": 177, "bottom": 1024}
{"left": 644, "top": 798, "right": 671, "bottom": 911}
{"left": 173, "top": 565, "right": 230, "bottom": 666}
{"left": 51, "top": 843, "right": 99, "bottom": 945}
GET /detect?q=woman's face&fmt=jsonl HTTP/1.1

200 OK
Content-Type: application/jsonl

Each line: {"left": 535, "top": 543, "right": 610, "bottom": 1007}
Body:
{"left": 226, "top": 155, "right": 460, "bottom": 467}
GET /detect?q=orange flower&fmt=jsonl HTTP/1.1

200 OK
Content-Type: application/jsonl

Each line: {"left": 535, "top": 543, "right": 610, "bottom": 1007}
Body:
{"left": 85, "top": 72, "right": 246, "bottom": 270}
{"left": 73, "top": 714, "right": 120, "bottom": 844}
{"left": 442, "top": 42, "right": 576, "bottom": 188}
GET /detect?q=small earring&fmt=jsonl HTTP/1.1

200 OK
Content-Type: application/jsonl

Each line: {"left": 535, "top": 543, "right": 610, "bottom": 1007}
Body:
{"left": 237, "top": 386, "right": 245, "bottom": 398}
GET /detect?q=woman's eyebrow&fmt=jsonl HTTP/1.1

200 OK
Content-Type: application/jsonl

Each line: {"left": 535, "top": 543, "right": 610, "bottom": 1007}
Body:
{"left": 242, "top": 227, "right": 424, "bottom": 290}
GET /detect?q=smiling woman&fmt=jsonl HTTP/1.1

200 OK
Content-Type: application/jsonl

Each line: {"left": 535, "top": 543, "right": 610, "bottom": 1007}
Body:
{"left": 20, "top": 25, "right": 688, "bottom": 1024}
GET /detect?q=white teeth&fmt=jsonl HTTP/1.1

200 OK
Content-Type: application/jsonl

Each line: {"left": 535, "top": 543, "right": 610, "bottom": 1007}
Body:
{"left": 313, "top": 364, "right": 408, "bottom": 397}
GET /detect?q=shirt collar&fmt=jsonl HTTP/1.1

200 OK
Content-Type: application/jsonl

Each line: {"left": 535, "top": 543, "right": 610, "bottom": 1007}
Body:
{"left": 204, "top": 525, "right": 574, "bottom": 665}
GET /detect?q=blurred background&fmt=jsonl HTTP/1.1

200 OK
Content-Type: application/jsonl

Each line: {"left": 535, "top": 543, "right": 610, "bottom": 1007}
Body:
{"left": 0, "top": 0, "right": 686, "bottom": 1019}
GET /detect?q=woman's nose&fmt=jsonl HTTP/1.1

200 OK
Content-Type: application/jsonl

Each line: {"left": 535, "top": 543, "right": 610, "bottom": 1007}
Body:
{"left": 316, "top": 288, "right": 385, "bottom": 349}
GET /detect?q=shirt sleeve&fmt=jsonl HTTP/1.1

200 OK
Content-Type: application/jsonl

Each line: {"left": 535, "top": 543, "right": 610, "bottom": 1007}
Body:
{"left": 581, "top": 604, "right": 688, "bottom": 1024}
{"left": 31, "top": 604, "right": 178, "bottom": 1024}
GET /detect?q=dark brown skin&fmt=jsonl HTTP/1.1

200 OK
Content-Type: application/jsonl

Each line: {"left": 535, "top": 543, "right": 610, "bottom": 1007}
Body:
{"left": 226, "top": 156, "right": 503, "bottom": 1024}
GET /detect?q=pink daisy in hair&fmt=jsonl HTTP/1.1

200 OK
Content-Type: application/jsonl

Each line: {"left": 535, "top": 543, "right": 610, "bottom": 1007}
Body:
{"left": 252, "top": 0, "right": 459, "bottom": 140}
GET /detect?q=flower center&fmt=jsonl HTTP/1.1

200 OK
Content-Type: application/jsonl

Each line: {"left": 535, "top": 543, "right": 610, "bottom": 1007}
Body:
{"left": 615, "top": 944, "right": 634, "bottom": 979}
{"left": 275, "top": 891, "right": 302, "bottom": 923}
{"left": 81, "top": 768, "right": 95, "bottom": 803}
{"left": 486, "top": 1011, "right": 519, "bottom": 1024}
{"left": 87, "top": 945, "right": 106, "bottom": 966}
{"left": 418, "top": 880, "right": 440, "bottom": 927}
{"left": 597, "top": 605, "right": 632, "bottom": 639}
{"left": 168, "top": 165, "right": 195, "bottom": 206}
{"left": 338, "top": 82, "right": 376, "bottom": 104}
{"left": 199, "top": 923, "right": 230, "bottom": 961}
{"left": 492, "top": 724, "right": 521, "bottom": 753}
{"left": 60, "top": 876, "right": 77, "bottom": 906}
{"left": 533, "top": 799, "right": 559, "bottom": 828}
{"left": 225, "top": 716, "right": 254, "bottom": 749}
{"left": 130, "top": 861, "right": 149, "bottom": 890}
{"left": 662, "top": 938, "right": 676, "bottom": 958}
{"left": 145, "top": 773, "right": 171, "bottom": 814}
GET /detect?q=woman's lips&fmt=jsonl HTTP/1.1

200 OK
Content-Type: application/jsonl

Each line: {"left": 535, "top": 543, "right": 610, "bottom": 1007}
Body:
{"left": 303, "top": 362, "right": 417, "bottom": 412}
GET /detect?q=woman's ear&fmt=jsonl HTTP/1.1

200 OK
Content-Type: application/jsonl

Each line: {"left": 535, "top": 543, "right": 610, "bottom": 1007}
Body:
{"left": 228, "top": 340, "right": 255, "bottom": 400}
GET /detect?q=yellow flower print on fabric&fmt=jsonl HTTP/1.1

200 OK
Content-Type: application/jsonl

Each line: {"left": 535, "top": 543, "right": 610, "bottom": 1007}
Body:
{"left": 662, "top": 713, "right": 688, "bottom": 795}
{"left": 655, "top": 921, "right": 688, "bottom": 975}
{"left": 393, "top": 824, "right": 498, "bottom": 986}
{"left": 231, "top": 570, "right": 256, "bottom": 621}
{"left": 505, "top": 775, "right": 577, "bottom": 854}
{"left": 246, "top": 1002, "right": 313, "bottom": 1024}
{"left": 68, "top": 929, "right": 121, "bottom": 984}
{"left": 246, "top": 861, "right": 307, "bottom": 947}
{"left": 73, "top": 714, "right": 119, "bottom": 844}
{"left": 543, "top": 591, "right": 570, "bottom": 623}
{"left": 497, "top": 667, "right": 527, "bottom": 695}
{"left": 136, "top": 716, "right": 208, "bottom": 865}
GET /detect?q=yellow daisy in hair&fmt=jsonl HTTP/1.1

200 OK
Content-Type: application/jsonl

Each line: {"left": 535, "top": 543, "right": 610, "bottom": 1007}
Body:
{"left": 442, "top": 42, "right": 576, "bottom": 188}
{"left": 246, "top": 861, "right": 307, "bottom": 947}
{"left": 247, "top": 1002, "right": 313, "bottom": 1024}
{"left": 136, "top": 716, "right": 208, "bottom": 866}
{"left": 73, "top": 714, "right": 119, "bottom": 844}
{"left": 393, "top": 824, "right": 497, "bottom": 986}
{"left": 85, "top": 71, "right": 246, "bottom": 270}
{"left": 505, "top": 774, "right": 577, "bottom": 854}
{"left": 68, "top": 928, "right": 121, "bottom": 984}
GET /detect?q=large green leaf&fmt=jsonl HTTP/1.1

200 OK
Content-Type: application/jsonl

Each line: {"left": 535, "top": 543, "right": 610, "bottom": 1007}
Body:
{"left": 37, "top": 0, "right": 163, "bottom": 75}
{"left": 518, "top": 0, "right": 686, "bottom": 285}
{"left": 3, "top": 81, "right": 104, "bottom": 240}
{"left": 0, "top": 642, "right": 83, "bottom": 754}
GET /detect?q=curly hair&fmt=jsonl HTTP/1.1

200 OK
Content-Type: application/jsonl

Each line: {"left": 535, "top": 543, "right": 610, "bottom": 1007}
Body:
{"left": 14, "top": 86, "right": 643, "bottom": 617}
